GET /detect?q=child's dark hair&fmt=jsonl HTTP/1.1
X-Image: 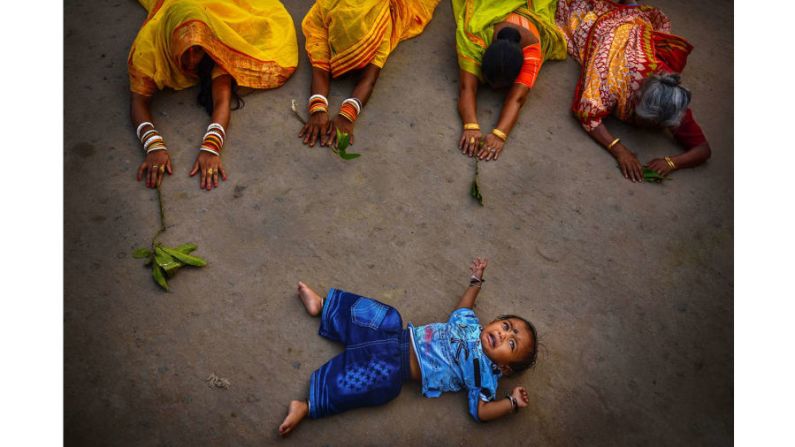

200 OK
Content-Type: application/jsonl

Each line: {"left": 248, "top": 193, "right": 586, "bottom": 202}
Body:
{"left": 197, "top": 55, "right": 244, "bottom": 116}
{"left": 497, "top": 314, "right": 538, "bottom": 372}
{"left": 481, "top": 27, "right": 523, "bottom": 88}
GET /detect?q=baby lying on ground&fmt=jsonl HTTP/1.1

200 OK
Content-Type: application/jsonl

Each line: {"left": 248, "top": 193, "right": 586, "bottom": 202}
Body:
{"left": 279, "top": 258, "right": 537, "bottom": 436}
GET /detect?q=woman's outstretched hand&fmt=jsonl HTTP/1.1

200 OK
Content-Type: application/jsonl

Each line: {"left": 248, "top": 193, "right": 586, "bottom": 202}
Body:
{"left": 459, "top": 129, "right": 482, "bottom": 157}
{"left": 299, "top": 111, "right": 332, "bottom": 147}
{"left": 613, "top": 145, "right": 644, "bottom": 182}
{"left": 478, "top": 133, "right": 504, "bottom": 161}
{"left": 470, "top": 257, "right": 488, "bottom": 280}
{"left": 189, "top": 151, "right": 227, "bottom": 191}
{"left": 137, "top": 150, "right": 172, "bottom": 188}
{"left": 646, "top": 157, "right": 676, "bottom": 177}
{"left": 330, "top": 115, "right": 355, "bottom": 147}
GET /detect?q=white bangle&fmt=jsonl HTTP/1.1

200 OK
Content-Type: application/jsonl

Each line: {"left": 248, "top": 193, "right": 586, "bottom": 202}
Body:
{"left": 308, "top": 94, "right": 328, "bottom": 105}
{"left": 342, "top": 98, "right": 361, "bottom": 114}
{"left": 207, "top": 122, "right": 225, "bottom": 136}
{"left": 146, "top": 146, "right": 167, "bottom": 154}
{"left": 199, "top": 147, "right": 220, "bottom": 157}
{"left": 136, "top": 122, "right": 154, "bottom": 140}
{"left": 143, "top": 135, "right": 163, "bottom": 150}
{"left": 204, "top": 130, "right": 224, "bottom": 146}
{"left": 140, "top": 129, "right": 157, "bottom": 143}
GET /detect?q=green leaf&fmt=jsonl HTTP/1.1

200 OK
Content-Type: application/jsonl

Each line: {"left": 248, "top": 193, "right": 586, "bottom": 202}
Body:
{"left": 642, "top": 166, "right": 667, "bottom": 183}
{"left": 335, "top": 129, "right": 350, "bottom": 152}
{"left": 154, "top": 246, "right": 182, "bottom": 271}
{"left": 470, "top": 179, "right": 484, "bottom": 206}
{"left": 132, "top": 247, "right": 152, "bottom": 259}
{"left": 338, "top": 149, "right": 361, "bottom": 160}
{"left": 161, "top": 246, "right": 208, "bottom": 267}
{"left": 152, "top": 264, "right": 169, "bottom": 291}
{"left": 174, "top": 243, "right": 198, "bottom": 254}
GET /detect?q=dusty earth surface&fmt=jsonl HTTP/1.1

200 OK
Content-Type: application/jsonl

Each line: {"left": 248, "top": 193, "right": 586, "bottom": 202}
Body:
{"left": 64, "top": 0, "right": 733, "bottom": 445}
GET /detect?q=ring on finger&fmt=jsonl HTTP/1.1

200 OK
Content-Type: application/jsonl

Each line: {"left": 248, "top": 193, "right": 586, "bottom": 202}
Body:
{"left": 152, "top": 164, "right": 159, "bottom": 169}
{"left": 469, "top": 137, "right": 475, "bottom": 145}
{"left": 207, "top": 168, "right": 214, "bottom": 175}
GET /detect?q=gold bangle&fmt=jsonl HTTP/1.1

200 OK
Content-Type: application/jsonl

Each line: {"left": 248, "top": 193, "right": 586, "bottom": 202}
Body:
{"left": 491, "top": 128, "right": 507, "bottom": 141}
{"left": 664, "top": 156, "right": 676, "bottom": 169}
{"left": 463, "top": 123, "right": 480, "bottom": 131}
{"left": 607, "top": 138, "right": 621, "bottom": 150}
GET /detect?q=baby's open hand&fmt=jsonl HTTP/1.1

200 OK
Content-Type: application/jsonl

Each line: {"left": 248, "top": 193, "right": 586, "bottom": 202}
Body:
{"left": 470, "top": 257, "right": 488, "bottom": 280}
{"left": 512, "top": 387, "right": 529, "bottom": 409}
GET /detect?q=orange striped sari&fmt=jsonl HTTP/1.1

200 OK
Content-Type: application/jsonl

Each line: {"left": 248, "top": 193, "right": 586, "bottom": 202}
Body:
{"left": 128, "top": 0, "right": 298, "bottom": 96}
{"left": 302, "top": 0, "right": 441, "bottom": 78}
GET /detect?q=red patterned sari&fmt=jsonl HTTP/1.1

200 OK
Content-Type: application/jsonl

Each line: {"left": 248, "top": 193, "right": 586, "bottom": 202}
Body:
{"left": 555, "top": 0, "right": 692, "bottom": 131}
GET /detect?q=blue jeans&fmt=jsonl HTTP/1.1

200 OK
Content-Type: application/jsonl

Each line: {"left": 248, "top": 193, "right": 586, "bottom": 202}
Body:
{"left": 308, "top": 288, "right": 410, "bottom": 419}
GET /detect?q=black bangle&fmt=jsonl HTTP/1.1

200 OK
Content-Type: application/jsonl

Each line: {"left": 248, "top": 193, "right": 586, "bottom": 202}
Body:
{"left": 505, "top": 393, "right": 517, "bottom": 413}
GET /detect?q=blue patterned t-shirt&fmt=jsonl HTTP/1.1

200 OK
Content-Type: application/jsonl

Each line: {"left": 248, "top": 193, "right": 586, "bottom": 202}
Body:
{"left": 408, "top": 308, "right": 501, "bottom": 421}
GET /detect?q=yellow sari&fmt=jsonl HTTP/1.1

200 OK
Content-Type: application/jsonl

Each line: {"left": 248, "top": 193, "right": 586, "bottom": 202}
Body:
{"left": 302, "top": 0, "right": 441, "bottom": 78}
{"left": 453, "top": 0, "right": 567, "bottom": 81}
{"left": 128, "top": 0, "right": 298, "bottom": 96}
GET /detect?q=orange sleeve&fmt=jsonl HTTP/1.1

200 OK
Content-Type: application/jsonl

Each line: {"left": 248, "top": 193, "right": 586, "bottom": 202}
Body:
{"left": 514, "top": 43, "right": 543, "bottom": 89}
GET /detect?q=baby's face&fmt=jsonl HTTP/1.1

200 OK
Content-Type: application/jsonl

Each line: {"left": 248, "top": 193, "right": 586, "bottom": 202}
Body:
{"left": 480, "top": 317, "right": 534, "bottom": 370}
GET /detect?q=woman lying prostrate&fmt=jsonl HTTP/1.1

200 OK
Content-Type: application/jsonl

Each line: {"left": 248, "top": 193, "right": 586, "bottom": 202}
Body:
{"left": 454, "top": 0, "right": 567, "bottom": 161}
{"left": 555, "top": 0, "right": 711, "bottom": 182}
{"left": 128, "top": 0, "right": 297, "bottom": 190}
{"left": 299, "top": 0, "right": 441, "bottom": 149}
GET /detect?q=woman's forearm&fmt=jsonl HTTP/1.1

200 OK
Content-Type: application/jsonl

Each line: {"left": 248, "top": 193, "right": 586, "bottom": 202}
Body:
{"left": 671, "top": 143, "right": 711, "bottom": 169}
{"left": 310, "top": 67, "right": 331, "bottom": 98}
{"left": 494, "top": 84, "right": 529, "bottom": 134}
{"left": 458, "top": 70, "right": 479, "bottom": 124}
{"left": 130, "top": 92, "right": 154, "bottom": 128}
{"left": 350, "top": 64, "right": 381, "bottom": 105}
{"left": 210, "top": 74, "right": 232, "bottom": 129}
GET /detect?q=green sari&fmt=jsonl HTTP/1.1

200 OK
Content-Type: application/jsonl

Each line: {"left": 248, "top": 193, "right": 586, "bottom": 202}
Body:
{"left": 453, "top": 0, "right": 567, "bottom": 80}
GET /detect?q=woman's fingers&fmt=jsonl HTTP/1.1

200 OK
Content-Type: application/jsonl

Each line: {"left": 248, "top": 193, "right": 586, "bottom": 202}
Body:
{"left": 156, "top": 165, "right": 166, "bottom": 187}
{"left": 299, "top": 123, "right": 309, "bottom": 138}
{"left": 149, "top": 164, "right": 159, "bottom": 188}
{"left": 137, "top": 162, "right": 147, "bottom": 182}
{"left": 189, "top": 159, "right": 200, "bottom": 177}
{"left": 219, "top": 165, "right": 228, "bottom": 181}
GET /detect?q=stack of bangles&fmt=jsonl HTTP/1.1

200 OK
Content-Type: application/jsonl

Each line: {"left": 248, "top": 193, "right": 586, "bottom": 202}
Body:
{"left": 200, "top": 123, "right": 225, "bottom": 157}
{"left": 308, "top": 94, "right": 328, "bottom": 115}
{"left": 664, "top": 156, "right": 677, "bottom": 169}
{"left": 469, "top": 275, "right": 485, "bottom": 288}
{"left": 491, "top": 128, "right": 507, "bottom": 142}
{"left": 137, "top": 121, "right": 167, "bottom": 154}
{"left": 338, "top": 97, "right": 363, "bottom": 123}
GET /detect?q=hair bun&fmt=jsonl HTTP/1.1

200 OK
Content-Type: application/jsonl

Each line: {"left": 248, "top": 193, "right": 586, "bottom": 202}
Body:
{"left": 659, "top": 73, "right": 682, "bottom": 87}
{"left": 496, "top": 27, "right": 521, "bottom": 44}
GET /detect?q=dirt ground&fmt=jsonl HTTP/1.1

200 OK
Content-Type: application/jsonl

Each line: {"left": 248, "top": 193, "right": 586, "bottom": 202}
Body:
{"left": 64, "top": 0, "right": 733, "bottom": 445}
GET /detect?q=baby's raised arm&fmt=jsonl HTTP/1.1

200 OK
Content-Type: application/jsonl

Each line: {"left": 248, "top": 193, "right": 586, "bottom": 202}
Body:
{"left": 455, "top": 257, "right": 488, "bottom": 309}
{"left": 477, "top": 386, "right": 529, "bottom": 421}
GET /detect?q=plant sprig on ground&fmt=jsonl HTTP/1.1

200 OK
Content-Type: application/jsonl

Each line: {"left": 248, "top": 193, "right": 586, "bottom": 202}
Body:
{"left": 132, "top": 187, "right": 207, "bottom": 291}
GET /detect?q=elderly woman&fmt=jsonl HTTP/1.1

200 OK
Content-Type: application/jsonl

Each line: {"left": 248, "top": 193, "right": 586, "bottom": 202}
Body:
{"left": 298, "top": 0, "right": 441, "bottom": 148}
{"left": 455, "top": 0, "right": 568, "bottom": 161}
{"left": 129, "top": 0, "right": 297, "bottom": 190}
{"left": 556, "top": 0, "right": 711, "bottom": 182}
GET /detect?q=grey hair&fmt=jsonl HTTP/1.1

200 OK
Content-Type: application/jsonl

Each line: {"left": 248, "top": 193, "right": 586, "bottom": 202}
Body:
{"left": 634, "top": 73, "right": 692, "bottom": 127}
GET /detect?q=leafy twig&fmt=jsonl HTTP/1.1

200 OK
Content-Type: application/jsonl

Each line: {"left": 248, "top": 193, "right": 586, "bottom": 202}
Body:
{"left": 470, "top": 159, "right": 484, "bottom": 206}
{"left": 132, "top": 186, "right": 207, "bottom": 291}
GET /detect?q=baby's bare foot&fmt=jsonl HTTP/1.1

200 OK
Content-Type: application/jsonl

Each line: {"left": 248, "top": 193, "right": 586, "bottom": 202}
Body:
{"left": 297, "top": 281, "right": 323, "bottom": 317}
{"left": 278, "top": 400, "right": 309, "bottom": 437}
